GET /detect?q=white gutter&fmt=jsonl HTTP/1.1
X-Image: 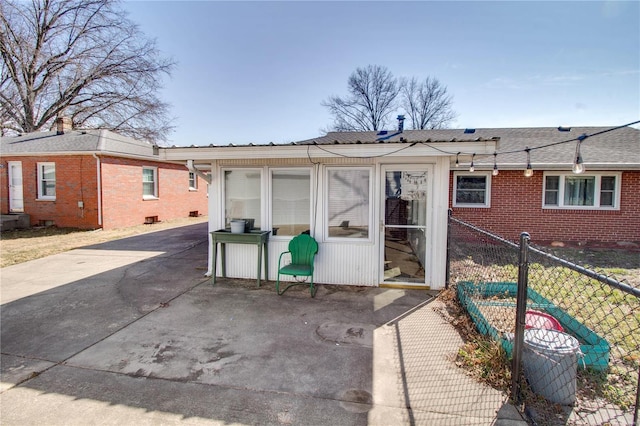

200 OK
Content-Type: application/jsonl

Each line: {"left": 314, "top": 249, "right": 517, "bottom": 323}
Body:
{"left": 92, "top": 153, "right": 103, "bottom": 226}
{"left": 186, "top": 159, "right": 212, "bottom": 184}
{"left": 162, "top": 141, "right": 498, "bottom": 161}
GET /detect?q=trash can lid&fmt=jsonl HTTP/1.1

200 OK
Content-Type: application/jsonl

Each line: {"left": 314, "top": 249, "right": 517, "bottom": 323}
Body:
{"left": 524, "top": 329, "right": 580, "bottom": 353}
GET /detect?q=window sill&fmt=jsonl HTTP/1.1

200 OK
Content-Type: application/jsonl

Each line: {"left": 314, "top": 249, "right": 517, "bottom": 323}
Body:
{"left": 36, "top": 197, "right": 56, "bottom": 201}
{"left": 143, "top": 196, "right": 159, "bottom": 201}
{"left": 324, "top": 237, "right": 374, "bottom": 245}
{"left": 453, "top": 204, "right": 490, "bottom": 208}
{"left": 542, "top": 206, "right": 619, "bottom": 211}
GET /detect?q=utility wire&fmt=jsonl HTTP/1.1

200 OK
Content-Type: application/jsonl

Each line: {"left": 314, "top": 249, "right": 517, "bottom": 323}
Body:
{"left": 435, "top": 120, "right": 640, "bottom": 160}
{"left": 310, "top": 141, "right": 418, "bottom": 159}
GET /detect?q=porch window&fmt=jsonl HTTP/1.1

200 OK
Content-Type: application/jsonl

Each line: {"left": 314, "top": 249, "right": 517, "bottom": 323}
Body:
{"left": 326, "top": 167, "right": 371, "bottom": 239}
{"left": 543, "top": 173, "right": 620, "bottom": 209}
{"left": 143, "top": 167, "right": 158, "bottom": 199}
{"left": 37, "top": 162, "right": 56, "bottom": 200}
{"left": 453, "top": 172, "right": 490, "bottom": 207}
{"left": 224, "top": 169, "right": 261, "bottom": 228}
{"left": 271, "top": 169, "right": 311, "bottom": 236}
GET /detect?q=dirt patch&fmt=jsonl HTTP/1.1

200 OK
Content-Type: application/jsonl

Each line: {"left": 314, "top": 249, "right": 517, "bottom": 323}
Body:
{"left": 0, "top": 216, "right": 208, "bottom": 268}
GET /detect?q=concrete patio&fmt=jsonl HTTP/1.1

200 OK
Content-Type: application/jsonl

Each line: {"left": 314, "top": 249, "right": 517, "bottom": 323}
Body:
{"left": 0, "top": 222, "right": 525, "bottom": 425}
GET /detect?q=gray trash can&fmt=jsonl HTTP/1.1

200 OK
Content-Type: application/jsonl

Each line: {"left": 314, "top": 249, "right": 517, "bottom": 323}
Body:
{"left": 522, "top": 329, "right": 582, "bottom": 405}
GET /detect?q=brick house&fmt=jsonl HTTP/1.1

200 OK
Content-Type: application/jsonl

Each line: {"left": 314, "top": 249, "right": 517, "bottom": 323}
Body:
{"left": 447, "top": 126, "right": 639, "bottom": 248}
{"left": 160, "top": 123, "right": 638, "bottom": 290}
{"left": 1, "top": 120, "right": 208, "bottom": 230}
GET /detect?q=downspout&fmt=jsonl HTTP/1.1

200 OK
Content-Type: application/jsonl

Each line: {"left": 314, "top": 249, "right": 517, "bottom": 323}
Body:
{"left": 93, "top": 153, "right": 103, "bottom": 227}
{"left": 93, "top": 130, "right": 106, "bottom": 228}
{"left": 186, "top": 160, "right": 212, "bottom": 184}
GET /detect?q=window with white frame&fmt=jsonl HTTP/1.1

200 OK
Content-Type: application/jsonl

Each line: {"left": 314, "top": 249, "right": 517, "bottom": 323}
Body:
{"left": 142, "top": 167, "right": 158, "bottom": 199}
{"left": 326, "top": 167, "right": 371, "bottom": 239}
{"left": 189, "top": 172, "right": 197, "bottom": 190}
{"left": 224, "top": 169, "right": 261, "bottom": 228}
{"left": 453, "top": 172, "right": 491, "bottom": 207}
{"left": 543, "top": 173, "right": 620, "bottom": 209}
{"left": 271, "top": 169, "right": 311, "bottom": 236}
{"left": 37, "top": 162, "right": 56, "bottom": 200}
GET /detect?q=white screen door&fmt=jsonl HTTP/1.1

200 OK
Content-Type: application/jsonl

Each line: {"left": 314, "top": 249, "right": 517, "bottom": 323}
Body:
{"left": 381, "top": 166, "right": 429, "bottom": 285}
{"left": 8, "top": 161, "right": 24, "bottom": 212}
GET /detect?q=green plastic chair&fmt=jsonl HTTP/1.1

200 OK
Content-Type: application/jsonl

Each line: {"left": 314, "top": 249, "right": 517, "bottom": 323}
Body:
{"left": 276, "top": 234, "right": 319, "bottom": 297}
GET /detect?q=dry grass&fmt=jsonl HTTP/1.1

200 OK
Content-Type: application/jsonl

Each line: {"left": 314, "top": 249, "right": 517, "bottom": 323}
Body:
{"left": 0, "top": 216, "right": 208, "bottom": 268}
{"left": 435, "top": 287, "right": 512, "bottom": 392}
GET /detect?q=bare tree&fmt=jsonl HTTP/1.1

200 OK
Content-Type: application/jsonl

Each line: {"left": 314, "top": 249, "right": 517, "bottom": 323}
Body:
{"left": 322, "top": 65, "right": 400, "bottom": 131}
{"left": 400, "top": 77, "right": 456, "bottom": 130}
{"left": 0, "top": 0, "right": 175, "bottom": 143}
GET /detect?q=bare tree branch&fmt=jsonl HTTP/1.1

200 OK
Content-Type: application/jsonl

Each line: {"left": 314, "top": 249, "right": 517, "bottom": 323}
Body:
{"left": 0, "top": 0, "right": 175, "bottom": 143}
{"left": 322, "top": 65, "right": 399, "bottom": 131}
{"left": 400, "top": 76, "right": 457, "bottom": 130}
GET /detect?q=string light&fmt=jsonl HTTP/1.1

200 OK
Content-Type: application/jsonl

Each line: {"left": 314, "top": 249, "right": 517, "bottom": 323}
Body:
{"left": 469, "top": 153, "right": 475, "bottom": 172}
{"left": 572, "top": 134, "right": 587, "bottom": 174}
{"left": 492, "top": 152, "right": 499, "bottom": 176}
{"left": 302, "top": 121, "right": 639, "bottom": 172}
{"left": 524, "top": 148, "right": 533, "bottom": 177}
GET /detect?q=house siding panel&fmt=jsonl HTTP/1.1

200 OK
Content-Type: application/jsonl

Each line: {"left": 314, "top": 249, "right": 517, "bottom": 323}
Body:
{"left": 449, "top": 170, "right": 640, "bottom": 247}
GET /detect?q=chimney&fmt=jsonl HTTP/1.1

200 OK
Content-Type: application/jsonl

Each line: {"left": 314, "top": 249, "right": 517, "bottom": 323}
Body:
{"left": 56, "top": 116, "right": 73, "bottom": 135}
{"left": 397, "top": 115, "right": 405, "bottom": 133}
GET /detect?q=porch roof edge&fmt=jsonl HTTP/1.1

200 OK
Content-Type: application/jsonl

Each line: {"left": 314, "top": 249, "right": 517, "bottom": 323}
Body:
{"left": 159, "top": 141, "right": 497, "bottom": 162}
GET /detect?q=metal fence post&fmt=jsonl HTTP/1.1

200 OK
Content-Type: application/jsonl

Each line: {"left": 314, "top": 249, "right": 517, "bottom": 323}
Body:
{"left": 634, "top": 364, "right": 639, "bottom": 426}
{"left": 445, "top": 209, "right": 452, "bottom": 289}
{"left": 511, "top": 232, "right": 530, "bottom": 404}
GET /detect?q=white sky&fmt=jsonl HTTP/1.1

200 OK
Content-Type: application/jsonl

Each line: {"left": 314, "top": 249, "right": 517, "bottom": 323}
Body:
{"left": 123, "top": 1, "right": 640, "bottom": 146}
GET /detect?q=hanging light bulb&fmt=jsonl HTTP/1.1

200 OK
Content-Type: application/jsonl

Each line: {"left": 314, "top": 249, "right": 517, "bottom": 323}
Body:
{"left": 524, "top": 164, "right": 533, "bottom": 178}
{"left": 524, "top": 148, "right": 533, "bottom": 177}
{"left": 572, "top": 153, "right": 584, "bottom": 174}
{"left": 455, "top": 152, "right": 460, "bottom": 168}
{"left": 572, "top": 138, "right": 585, "bottom": 174}
{"left": 492, "top": 152, "right": 499, "bottom": 176}
{"left": 469, "top": 153, "right": 475, "bottom": 172}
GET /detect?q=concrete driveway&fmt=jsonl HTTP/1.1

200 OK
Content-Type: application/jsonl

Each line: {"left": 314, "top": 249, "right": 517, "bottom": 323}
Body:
{"left": 0, "top": 222, "right": 523, "bottom": 425}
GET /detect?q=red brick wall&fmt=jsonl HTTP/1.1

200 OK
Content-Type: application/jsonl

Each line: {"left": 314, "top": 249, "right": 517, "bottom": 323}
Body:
{"left": 100, "top": 156, "right": 208, "bottom": 230}
{"left": 1, "top": 155, "right": 208, "bottom": 230}
{"left": 1, "top": 155, "right": 100, "bottom": 228}
{"left": 450, "top": 170, "right": 640, "bottom": 247}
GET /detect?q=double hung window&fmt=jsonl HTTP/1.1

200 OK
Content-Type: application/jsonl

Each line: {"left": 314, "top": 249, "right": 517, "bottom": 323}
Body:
{"left": 189, "top": 172, "right": 198, "bottom": 190}
{"left": 143, "top": 167, "right": 158, "bottom": 199}
{"left": 37, "top": 162, "right": 56, "bottom": 200}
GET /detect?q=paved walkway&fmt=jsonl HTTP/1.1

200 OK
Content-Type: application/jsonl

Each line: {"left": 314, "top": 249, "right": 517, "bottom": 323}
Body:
{"left": 0, "top": 222, "right": 526, "bottom": 425}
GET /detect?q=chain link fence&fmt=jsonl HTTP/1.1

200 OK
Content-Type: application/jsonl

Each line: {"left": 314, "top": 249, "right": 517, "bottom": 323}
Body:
{"left": 447, "top": 213, "right": 639, "bottom": 425}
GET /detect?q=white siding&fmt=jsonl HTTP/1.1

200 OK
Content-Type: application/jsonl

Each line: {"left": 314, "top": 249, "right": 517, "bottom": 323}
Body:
{"left": 206, "top": 155, "right": 452, "bottom": 289}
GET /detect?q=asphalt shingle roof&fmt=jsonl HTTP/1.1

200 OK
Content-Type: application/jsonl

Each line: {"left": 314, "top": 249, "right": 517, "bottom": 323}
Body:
{"left": 296, "top": 126, "right": 640, "bottom": 168}
{"left": 4, "top": 126, "right": 638, "bottom": 168}
{"left": 1, "top": 129, "right": 157, "bottom": 159}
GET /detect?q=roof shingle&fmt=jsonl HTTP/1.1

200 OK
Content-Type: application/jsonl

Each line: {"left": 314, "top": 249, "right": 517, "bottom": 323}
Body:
{"left": 1, "top": 129, "right": 158, "bottom": 159}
